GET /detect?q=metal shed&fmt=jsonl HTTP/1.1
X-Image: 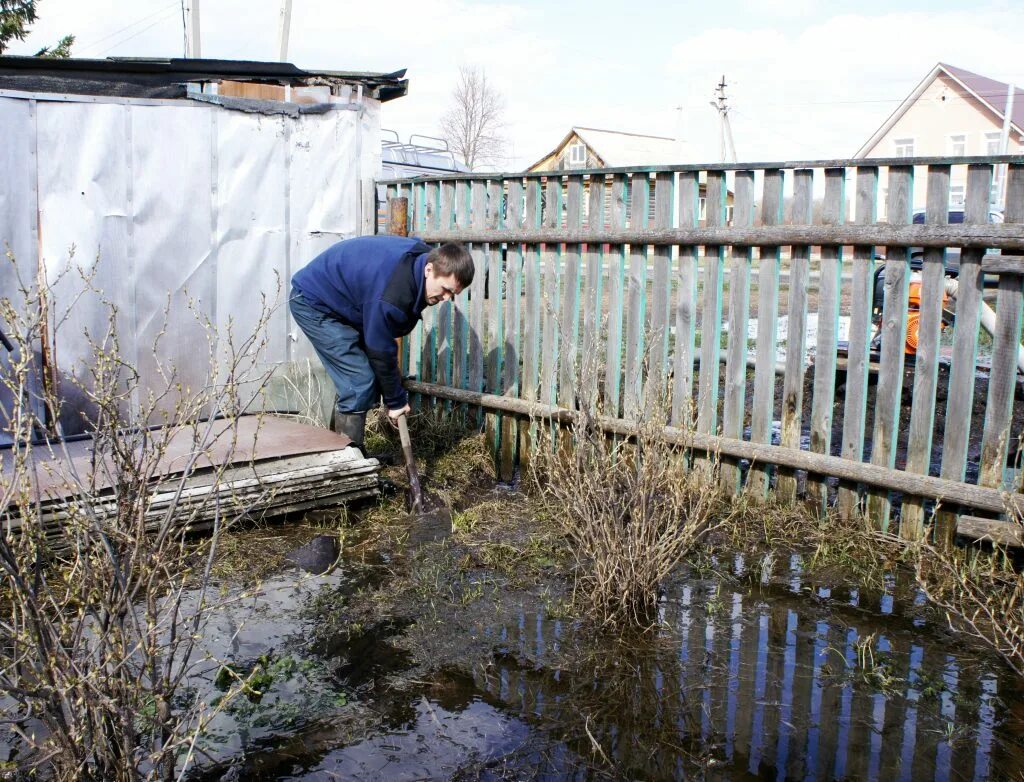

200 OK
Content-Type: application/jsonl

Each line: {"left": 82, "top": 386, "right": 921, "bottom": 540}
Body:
{"left": 0, "top": 56, "right": 407, "bottom": 431}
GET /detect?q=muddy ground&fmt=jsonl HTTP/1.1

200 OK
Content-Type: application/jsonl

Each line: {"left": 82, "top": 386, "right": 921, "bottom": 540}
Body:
{"left": 184, "top": 420, "right": 1024, "bottom": 782}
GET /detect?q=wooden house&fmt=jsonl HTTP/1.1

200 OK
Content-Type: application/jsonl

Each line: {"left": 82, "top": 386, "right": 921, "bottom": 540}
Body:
{"left": 527, "top": 127, "right": 732, "bottom": 225}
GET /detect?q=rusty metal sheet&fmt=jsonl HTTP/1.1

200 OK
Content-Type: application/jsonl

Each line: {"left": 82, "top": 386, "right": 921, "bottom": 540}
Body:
{"left": 2, "top": 415, "right": 353, "bottom": 502}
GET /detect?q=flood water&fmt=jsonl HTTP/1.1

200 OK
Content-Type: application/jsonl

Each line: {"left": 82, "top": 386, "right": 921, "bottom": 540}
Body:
{"left": 184, "top": 548, "right": 1024, "bottom": 781}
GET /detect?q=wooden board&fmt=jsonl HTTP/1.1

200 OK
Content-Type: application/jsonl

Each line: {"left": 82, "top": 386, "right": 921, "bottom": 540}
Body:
{"left": 721, "top": 170, "right": 754, "bottom": 494}
{"left": 485, "top": 180, "right": 504, "bottom": 452}
{"left": 499, "top": 178, "right": 524, "bottom": 480}
{"left": 624, "top": 172, "right": 650, "bottom": 420}
{"left": 867, "top": 166, "right": 913, "bottom": 531}
{"left": 672, "top": 171, "right": 701, "bottom": 427}
{"left": 936, "top": 166, "right": 993, "bottom": 544}
{"left": 647, "top": 172, "right": 675, "bottom": 413}
{"left": 807, "top": 168, "right": 846, "bottom": 511}
{"left": 540, "top": 177, "right": 562, "bottom": 413}
{"left": 558, "top": 175, "right": 584, "bottom": 408}
{"left": 3, "top": 415, "right": 363, "bottom": 503}
{"left": 580, "top": 175, "right": 606, "bottom": 409}
{"left": 518, "top": 180, "right": 543, "bottom": 470}
{"left": 746, "top": 169, "right": 785, "bottom": 498}
{"left": 696, "top": 171, "right": 727, "bottom": 452}
{"left": 604, "top": 174, "right": 628, "bottom": 419}
{"left": 979, "top": 164, "right": 1024, "bottom": 490}
{"left": 837, "top": 166, "right": 879, "bottom": 520}
{"left": 777, "top": 169, "right": 814, "bottom": 502}
{"left": 901, "top": 166, "right": 950, "bottom": 539}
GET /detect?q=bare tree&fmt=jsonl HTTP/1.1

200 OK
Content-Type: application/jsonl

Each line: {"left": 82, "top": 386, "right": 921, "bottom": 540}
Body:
{"left": 439, "top": 65, "right": 506, "bottom": 171}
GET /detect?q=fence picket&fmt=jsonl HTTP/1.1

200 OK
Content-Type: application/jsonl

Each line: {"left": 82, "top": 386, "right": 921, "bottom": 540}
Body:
{"left": 604, "top": 175, "right": 628, "bottom": 418}
{"left": 485, "top": 180, "right": 504, "bottom": 450}
{"left": 499, "top": 179, "right": 524, "bottom": 480}
{"left": 624, "top": 173, "right": 650, "bottom": 420}
{"left": 902, "top": 165, "right": 950, "bottom": 539}
{"left": 431, "top": 181, "right": 452, "bottom": 391}
{"left": 838, "top": 166, "right": 879, "bottom": 519}
{"left": 648, "top": 172, "right": 675, "bottom": 413}
{"left": 747, "top": 169, "right": 785, "bottom": 497}
{"left": 936, "top": 166, "right": 991, "bottom": 544}
{"left": 722, "top": 171, "right": 755, "bottom": 494}
{"left": 414, "top": 182, "right": 435, "bottom": 405}
{"left": 465, "top": 181, "right": 487, "bottom": 419}
{"left": 451, "top": 180, "right": 471, "bottom": 396}
{"left": 697, "top": 171, "right": 728, "bottom": 464}
{"left": 541, "top": 177, "right": 562, "bottom": 414}
{"left": 979, "top": 164, "right": 1024, "bottom": 490}
{"left": 672, "top": 171, "right": 700, "bottom": 426}
{"left": 559, "top": 176, "right": 584, "bottom": 412}
{"left": 581, "top": 175, "right": 606, "bottom": 409}
{"left": 807, "top": 168, "right": 846, "bottom": 511}
{"left": 867, "top": 165, "right": 913, "bottom": 531}
{"left": 777, "top": 169, "right": 814, "bottom": 502}
{"left": 519, "top": 180, "right": 542, "bottom": 470}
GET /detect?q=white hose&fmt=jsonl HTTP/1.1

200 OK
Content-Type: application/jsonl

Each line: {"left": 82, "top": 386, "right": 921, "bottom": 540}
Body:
{"left": 943, "top": 277, "right": 1024, "bottom": 374}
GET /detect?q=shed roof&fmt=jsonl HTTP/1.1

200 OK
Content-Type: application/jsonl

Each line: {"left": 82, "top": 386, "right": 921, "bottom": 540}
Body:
{"left": 0, "top": 55, "right": 408, "bottom": 102}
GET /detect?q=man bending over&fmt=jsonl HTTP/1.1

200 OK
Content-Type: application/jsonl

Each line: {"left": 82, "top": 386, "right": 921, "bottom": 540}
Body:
{"left": 290, "top": 236, "right": 474, "bottom": 450}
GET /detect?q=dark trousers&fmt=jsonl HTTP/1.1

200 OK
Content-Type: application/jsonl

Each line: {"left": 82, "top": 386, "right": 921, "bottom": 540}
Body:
{"left": 289, "top": 288, "right": 379, "bottom": 413}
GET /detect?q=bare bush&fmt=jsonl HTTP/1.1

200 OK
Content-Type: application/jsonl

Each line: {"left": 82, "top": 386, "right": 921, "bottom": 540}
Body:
{"left": 915, "top": 534, "right": 1024, "bottom": 677}
{"left": 0, "top": 256, "right": 283, "bottom": 780}
{"left": 529, "top": 407, "right": 730, "bottom": 630}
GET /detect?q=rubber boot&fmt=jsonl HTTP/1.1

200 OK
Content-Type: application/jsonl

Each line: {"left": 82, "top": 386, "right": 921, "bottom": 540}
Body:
{"left": 333, "top": 411, "right": 366, "bottom": 452}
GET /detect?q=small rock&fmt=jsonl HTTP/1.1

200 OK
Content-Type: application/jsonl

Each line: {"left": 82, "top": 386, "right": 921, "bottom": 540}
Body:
{"left": 284, "top": 534, "right": 340, "bottom": 575}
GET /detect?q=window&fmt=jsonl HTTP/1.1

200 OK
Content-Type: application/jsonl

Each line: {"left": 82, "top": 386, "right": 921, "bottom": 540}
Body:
{"left": 568, "top": 142, "right": 586, "bottom": 166}
{"left": 985, "top": 131, "right": 1002, "bottom": 155}
{"left": 949, "top": 185, "right": 965, "bottom": 207}
{"left": 894, "top": 138, "right": 914, "bottom": 157}
{"left": 949, "top": 134, "right": 966, "bottom": 157}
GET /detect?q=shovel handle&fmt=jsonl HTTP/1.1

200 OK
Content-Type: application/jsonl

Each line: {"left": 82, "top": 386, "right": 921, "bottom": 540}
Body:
{"left": 397, "top": 411, "right": 413, "bottom": 450}
{"left": 397, "top": 413, "right": 424, "bottom": 512}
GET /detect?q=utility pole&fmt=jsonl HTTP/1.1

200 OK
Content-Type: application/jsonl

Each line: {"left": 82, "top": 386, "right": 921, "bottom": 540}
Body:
{"left": 184, "top": 0, "right": 201, "bottom": 58}
{"left": 709, "top": 75, "right": 737, "bottom": 163}
{"left": 278, "top": 0, "right": 294, "bottom": 62}
{"left": 997, "top": 82, "right": 1016, "bottom": 207}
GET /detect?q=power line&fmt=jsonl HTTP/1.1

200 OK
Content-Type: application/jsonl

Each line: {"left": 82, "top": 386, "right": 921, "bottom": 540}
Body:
{"left": 95, "top": 8, "right": 181, "bottom": 56}
{"left": 76, "top": 2, "right": 180, "bottom": 55}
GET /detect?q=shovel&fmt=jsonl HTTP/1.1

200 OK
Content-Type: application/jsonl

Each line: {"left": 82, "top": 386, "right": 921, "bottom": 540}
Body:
{"left": 397, "top": 412, "right": 424, "bottom": 512}
{"left": 396, "top": 413, "right": 452, "bottom": 540}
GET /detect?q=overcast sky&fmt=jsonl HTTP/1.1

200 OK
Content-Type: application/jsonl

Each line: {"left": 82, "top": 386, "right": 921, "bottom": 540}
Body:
{"left": 7, "top": 0, "right": 1024, "bottom": 170}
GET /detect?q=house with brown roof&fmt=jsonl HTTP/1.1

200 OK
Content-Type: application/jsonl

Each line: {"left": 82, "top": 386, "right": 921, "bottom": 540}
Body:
{"left": 855, "top": 62, "right": 1023, "bottom": 212}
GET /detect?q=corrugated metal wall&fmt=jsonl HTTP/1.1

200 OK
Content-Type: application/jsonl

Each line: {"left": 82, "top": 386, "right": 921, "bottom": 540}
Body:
{"left": 0, "top": 93, "right": 381, "bottom": 431}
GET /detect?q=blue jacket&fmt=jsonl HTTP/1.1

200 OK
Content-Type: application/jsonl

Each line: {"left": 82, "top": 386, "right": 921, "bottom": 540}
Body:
{"left": 292, "top": 235, "right": 431, "bottom": 409}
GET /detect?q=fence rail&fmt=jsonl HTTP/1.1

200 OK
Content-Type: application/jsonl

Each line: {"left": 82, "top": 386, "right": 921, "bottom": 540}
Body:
{"left": 380, "top": 156, "right": 1024, "bottom": 543}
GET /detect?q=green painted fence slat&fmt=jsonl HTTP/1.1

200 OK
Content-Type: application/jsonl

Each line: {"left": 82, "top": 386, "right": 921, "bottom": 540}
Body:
{"left": 746, "top": 169, "right": 785, "bottom": 498}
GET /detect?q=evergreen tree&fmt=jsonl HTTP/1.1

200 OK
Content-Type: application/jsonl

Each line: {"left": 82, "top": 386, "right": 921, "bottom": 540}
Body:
{"left": 0, "top": 1, "right": 74, "bottom": 58}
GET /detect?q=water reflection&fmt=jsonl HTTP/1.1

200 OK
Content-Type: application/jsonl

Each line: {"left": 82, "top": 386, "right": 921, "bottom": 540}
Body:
{"left": 471, "top": 563, "right": 1023, "bottom": 781}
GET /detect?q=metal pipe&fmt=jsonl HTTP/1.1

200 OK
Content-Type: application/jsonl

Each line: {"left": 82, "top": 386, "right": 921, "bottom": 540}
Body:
{"left": 278, "top": 0, "right": 293, "bottom": 62}
{"left": 944, "top": 276, "right": 1024, "bottom": 373}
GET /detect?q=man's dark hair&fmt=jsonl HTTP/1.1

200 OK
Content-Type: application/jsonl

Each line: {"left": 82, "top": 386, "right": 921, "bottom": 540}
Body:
{"left": 426, "top": 243, "right": 474, "bottom": 288}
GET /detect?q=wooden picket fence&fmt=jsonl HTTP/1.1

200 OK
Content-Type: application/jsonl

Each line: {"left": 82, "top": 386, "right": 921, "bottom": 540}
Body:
{"left": 379, "top": 156, "right": 1024, "bottom": 543}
